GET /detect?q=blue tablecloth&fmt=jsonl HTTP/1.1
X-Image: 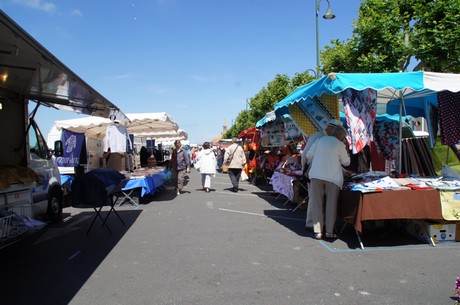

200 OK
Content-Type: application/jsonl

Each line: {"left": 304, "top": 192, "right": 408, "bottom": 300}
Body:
{"left": 123, "top": 169, "right": 170, "bottom": 197}
{"left": 61, "top": 174, "right": 74, "bottom": 191}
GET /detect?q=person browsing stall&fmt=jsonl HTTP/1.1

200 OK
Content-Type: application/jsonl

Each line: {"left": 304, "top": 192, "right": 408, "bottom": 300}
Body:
{"left": 306, "top": 125, "right": 350, "bottom": 240}
{"left": 223, "top": 138, "right": 247, "bottom": 192}
{"left": 301, "top": 118, "right": 344, "bottom": 230}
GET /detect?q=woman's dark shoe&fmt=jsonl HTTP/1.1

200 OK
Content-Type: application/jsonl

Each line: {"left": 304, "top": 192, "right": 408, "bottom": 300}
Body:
{"left": 233, "top": 187, "right": 238, "bottom": 192}
{"left": 205, "top": 187, "right": 210, "bottom": 193}
{"left": 324, "top": 232, "right": 337, "bottom": 240}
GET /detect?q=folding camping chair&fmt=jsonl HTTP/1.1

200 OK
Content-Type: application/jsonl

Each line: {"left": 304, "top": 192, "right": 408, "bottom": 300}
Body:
{"left": 291, "top": 177, "right": 309, "bottom": 212}
{"left": 71, "top": 169, "right": 127, "bottom": 235}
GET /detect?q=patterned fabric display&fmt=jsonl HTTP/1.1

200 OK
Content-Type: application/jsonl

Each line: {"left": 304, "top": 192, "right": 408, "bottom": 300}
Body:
{"left": 372, "top": 119, "right": 400, "bottom": 161}
{"left": 438, "top": 91, "right": 460, "bottom": 145}
{"left": 288, "top": 94, "right": 339, "bottom": 136}
{"left": 260, "top": 120, "right": 286, "bottom": 147}
{"left": 341, "top": 88, "right": 377, "bottom": 154}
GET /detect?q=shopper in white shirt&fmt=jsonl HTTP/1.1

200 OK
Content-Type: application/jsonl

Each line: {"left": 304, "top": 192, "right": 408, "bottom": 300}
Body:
{"left": 306, "top": 124, "right": 350, "bottom": 240}
{"left": 301, "top": 118, "right": 343, "bottom": 230}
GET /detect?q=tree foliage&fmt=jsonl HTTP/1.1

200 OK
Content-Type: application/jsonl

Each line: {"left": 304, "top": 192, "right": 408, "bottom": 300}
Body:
{"left": 321, "top": 0, "right": 460, "bottom": 73}
{"left": 223, "top": 71, "right": 316, "bottom": 139}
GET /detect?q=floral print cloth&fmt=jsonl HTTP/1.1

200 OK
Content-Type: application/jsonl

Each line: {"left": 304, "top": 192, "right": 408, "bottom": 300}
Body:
{"left": 341, "top": 88, "right": 377, "bottom": 154}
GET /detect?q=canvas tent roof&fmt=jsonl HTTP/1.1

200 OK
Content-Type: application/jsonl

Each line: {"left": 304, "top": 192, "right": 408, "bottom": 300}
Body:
{"left": 49, "top": 112, "right": 180, "bottom": 140}
{"left": 0, "top": 10, "right": 127, "bottom": 121}
{"left": 275, "top": 71, "right": 460, "bottom": 114}
{"left": 133, "top": 129, "right": 188, "bottom": 140}
{"left": 274, "top": 71, "right": 460, "bottom": 173}
{"left": 126, "top": 112, "right": 179, "bottom": 137}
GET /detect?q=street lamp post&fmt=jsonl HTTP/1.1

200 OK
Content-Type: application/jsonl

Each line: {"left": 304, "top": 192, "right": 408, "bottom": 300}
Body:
{"left": 306, "top": 68, "right": 317, "bottom": 79}
{"left": 315, "top": 0, "right": 335, "bottom": 79}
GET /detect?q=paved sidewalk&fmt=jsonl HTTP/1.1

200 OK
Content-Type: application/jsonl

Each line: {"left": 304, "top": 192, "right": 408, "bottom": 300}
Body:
{"left": 0, "top": 168, "right": 459, "bottom": 305}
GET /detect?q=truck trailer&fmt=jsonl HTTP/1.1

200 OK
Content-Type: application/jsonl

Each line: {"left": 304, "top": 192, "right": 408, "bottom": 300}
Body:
{"left": 0, "top": 10, "right": 127, "bottom": 240}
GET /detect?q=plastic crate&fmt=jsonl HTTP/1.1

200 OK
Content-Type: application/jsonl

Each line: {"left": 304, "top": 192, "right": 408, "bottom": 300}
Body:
{"left": 0, "top": 214, "right": 13, "bottom": 239}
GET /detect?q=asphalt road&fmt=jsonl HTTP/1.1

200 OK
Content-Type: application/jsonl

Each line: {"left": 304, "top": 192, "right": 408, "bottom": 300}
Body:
{"left": 1, "top": 169, "right": 459, "bottom": 305}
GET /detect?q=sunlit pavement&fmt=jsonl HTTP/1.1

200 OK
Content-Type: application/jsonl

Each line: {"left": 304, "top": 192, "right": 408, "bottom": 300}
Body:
{"left": 1, "top": 168, "right": 459, "bottom": 305}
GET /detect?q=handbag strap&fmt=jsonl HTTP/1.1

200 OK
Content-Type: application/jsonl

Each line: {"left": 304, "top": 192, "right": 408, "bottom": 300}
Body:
{"left": 227, "top": 145, "right": 238, "bottom": 163}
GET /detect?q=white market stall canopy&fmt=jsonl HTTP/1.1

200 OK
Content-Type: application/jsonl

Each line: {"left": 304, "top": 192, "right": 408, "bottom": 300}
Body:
{"left": 49, "top": 112, "right": 179, "bottom": 140}
{"left": 126, "top": 112, "right": 179, "bottom": 136}
{"left": 132, "top": 129, "right": 188, "bottom": 140}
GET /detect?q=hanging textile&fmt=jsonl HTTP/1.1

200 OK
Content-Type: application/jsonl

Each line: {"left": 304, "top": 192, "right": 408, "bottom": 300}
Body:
{"left": 401, "top": 137, "right": 436, "bottom": 177}
{"left": 341, "top": 88, "right": 377, "bottom": 154}
{"left": 283, "top": 116, "right": 303, "bottom": 143}
{"left": 438, "top": 91, "right": 460, "bottom": 145}
{"left": 260, "top": 120, "right": 285, "bottom": 147}
{"left": 55, "top": 129, "right": 85, "bottom": 167}
{"left": 288, "top": 94, "right": 339, "bottom": 136}
{"left": 372, "top": 119, "right": 400, "bottom": 161}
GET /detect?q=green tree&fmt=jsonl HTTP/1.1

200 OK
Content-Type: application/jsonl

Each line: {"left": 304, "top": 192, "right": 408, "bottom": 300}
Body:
{"left": 321, "top": 0, "right": 460, "bottom": 73}
{"left": 249, "top": 74, "right": 291, "bottom": 121}
{"left": 411, "top": 0, "right": 460, "bottom": 72}
{"left": 226, "top": 71, "right": 316, "bottom": 138}
{"left": 223, "top": 110, "right": 253, "bottom": 139}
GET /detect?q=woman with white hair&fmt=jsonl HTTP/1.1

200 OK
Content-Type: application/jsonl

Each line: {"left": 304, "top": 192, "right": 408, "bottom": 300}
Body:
{"left": 306, "top": 125, "right": 350, "bottom": 240}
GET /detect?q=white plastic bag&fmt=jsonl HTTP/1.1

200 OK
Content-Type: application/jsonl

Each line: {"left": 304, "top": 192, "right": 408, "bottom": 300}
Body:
{"left": 195, "top": 159, "right": 201, "bottom": 171}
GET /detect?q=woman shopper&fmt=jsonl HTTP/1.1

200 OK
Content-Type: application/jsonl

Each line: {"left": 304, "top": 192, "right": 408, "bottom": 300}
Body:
{"left": 306, "top": 125, "right": 350, "bottom": 240}
{"left": 195, "top": 142, "right": 217, "bottom": 193}
{"left": 223, "top": 138, "right": 247, "bottom": 192}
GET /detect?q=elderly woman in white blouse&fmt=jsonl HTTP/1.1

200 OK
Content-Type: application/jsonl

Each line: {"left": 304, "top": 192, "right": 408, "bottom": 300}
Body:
{"left": 306, "top": 125, "right": 350, "bottom": 240}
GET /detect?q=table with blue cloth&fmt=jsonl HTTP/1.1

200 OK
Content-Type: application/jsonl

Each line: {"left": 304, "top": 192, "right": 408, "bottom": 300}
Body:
{"left": 118, "top": 167, "right": 171, "bottom": 206}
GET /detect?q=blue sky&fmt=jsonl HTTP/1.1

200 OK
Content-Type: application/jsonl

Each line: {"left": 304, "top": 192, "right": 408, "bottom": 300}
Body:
{"left": 1, "top": 0, "right": 361, "bottom": 145}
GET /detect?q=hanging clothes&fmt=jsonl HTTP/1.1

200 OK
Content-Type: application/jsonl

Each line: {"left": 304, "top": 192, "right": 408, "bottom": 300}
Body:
{"left": 103, "top": 123, "right": 131, "bottom": 154}
{"left": 438, "top": 91, "right": 460, "bottom": 145}
{"left": 341, "top": 88, "right": 377, "bottom": 154}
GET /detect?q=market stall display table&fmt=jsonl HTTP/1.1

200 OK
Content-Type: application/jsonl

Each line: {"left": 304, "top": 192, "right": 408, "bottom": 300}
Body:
{"left": 338, "top": 189, "right": 444, "bottom": 249}
{"left": 118, "top": 167, "right": 170, "bottom": 206}
{"left": 269, "top": 171, "right": 308, "bottom": 210}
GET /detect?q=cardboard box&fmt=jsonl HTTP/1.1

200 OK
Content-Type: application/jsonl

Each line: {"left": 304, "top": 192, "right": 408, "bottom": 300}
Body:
{"left": 406, "top": 220, "right": 456, "bottom": 243}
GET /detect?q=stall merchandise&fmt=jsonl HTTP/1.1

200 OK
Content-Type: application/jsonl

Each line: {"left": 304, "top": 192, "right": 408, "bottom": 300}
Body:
{"left": 275, "top": 71, "right": 460, "bottom": 173}
{"left": 273, "top": 72, "right": 460, "bottom": 246}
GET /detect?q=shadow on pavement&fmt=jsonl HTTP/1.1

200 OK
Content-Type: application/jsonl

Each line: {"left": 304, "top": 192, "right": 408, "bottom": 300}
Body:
{"left": 0, "top": 209, "right": 142, "bottom": 305}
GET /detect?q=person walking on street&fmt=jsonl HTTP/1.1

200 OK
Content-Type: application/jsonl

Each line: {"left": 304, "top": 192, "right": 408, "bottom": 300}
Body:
{"left": 223, "top": 138, "right": 247, "bottom": 192}
{"left": 306, "top": 125, "right": 350, "bottom": 240}
{"left": 169, "top": 140, "right": 191, "bottom": 195}
{"left": 195, "top": 141, "right": 217, "bottom": 193}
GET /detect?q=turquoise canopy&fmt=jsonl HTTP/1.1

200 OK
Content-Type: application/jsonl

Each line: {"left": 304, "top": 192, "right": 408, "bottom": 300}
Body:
{"left": 275, "top": 71, "right": 460, "bottom": 115}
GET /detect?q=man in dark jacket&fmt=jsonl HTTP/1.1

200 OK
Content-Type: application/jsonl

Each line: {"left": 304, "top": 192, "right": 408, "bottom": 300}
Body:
{"left": 169, "top": 140, "right": 191, "bottom": 195}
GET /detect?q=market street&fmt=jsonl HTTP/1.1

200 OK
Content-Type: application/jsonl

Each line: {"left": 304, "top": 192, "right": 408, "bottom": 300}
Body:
{"left": 1, "top": 168, "right": 459, "bottom": 305}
